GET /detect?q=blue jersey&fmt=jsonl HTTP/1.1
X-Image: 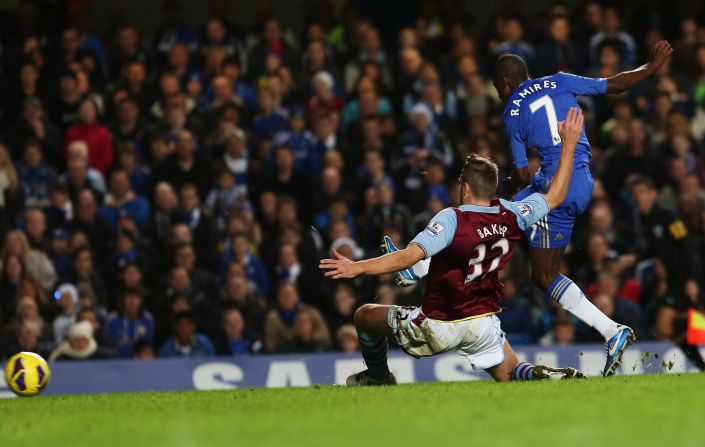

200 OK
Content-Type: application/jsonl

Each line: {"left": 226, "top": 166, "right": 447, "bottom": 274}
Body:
{"left": 502, "top": 72, "right": 607, "bottom": 174}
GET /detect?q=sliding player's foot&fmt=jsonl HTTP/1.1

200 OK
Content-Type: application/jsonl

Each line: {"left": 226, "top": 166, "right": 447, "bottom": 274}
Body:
{"left": 603, "top": 325, "right": 636, "bottom": 377}
{"left": 533, "top": 365, "right": 586, "bottom": 380}
{"left": 381, "top": 235, "right": 418, "bottom": 287}
{"left": 345, "top": 370, "right": 397, "bottom": 386}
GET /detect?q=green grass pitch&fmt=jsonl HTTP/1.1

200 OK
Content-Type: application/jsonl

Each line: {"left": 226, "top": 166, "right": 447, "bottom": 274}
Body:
{"left": 1, "top": 373, "right": 703, "bottom": 447}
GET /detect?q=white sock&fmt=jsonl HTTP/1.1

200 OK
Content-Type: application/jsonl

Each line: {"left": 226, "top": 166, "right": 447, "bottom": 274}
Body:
{"left": 550, "top": 276, "right": 620, "bottom": 340}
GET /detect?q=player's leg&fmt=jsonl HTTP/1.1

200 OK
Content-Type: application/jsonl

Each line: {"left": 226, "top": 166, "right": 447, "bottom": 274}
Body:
{"left": 527, "top": 168, "right": 634, "bottom": 376}
{"left": 530, "top": 246, "right": 621, "bottom": 340}
{"left": 347, "top": 304, "right": 397, "bottom": 385}
{"left": 485, "top": 341, "right": 584, "bottom": 381}
{"left": 530, "top": 245, "right": 635, "bottom": 376}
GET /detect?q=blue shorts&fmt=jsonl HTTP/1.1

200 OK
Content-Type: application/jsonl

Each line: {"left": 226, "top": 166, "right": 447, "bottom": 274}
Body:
{"left": 513, "top": 166, "right": 594, "bottom": 249}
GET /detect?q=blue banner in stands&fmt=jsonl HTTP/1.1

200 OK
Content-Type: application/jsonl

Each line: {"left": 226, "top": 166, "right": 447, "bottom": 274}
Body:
{"left": 1, "top": 342, "right": 702, "bottom": 397}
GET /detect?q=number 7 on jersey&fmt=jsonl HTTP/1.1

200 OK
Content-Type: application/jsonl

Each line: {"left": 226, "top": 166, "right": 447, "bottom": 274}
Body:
{"left": 529, "top": 95, "right": 561, "bottom": 145}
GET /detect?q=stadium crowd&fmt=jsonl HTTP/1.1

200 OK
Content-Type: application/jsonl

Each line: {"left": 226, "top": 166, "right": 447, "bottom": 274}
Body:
{"left": 1, "top": 0, "right": 705, "bottom": 362}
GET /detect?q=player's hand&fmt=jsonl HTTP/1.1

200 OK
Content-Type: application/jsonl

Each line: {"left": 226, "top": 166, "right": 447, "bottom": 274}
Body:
{"left": 319, "top": 249, "right": 363, "bottom": 280}
{"left": 648, "top": 40, "right": 673, "bottom": 73}
{"left": 557, "top": 107, "right": 583, "bottom": 149}
{"left": 685, "top": 280, "right": 699, "bottom": 304}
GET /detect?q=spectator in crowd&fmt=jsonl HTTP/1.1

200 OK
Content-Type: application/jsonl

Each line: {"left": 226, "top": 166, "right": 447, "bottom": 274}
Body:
{"left": 64, "top": 98, "right": 114, "bottom": 175}
{"left": 106, "top": 287, "right": 154, "bottom": 358}
{"left": 15, "top": 140, "right": 57, "bottom": 209}
{"left": 629, "top": 176, "right": 705, "bottom": 370}
{"left": 219, "top": 272, "right": 266, "bottom": 346}
{"left": 77, "top": 307, "right": 116, "bottom": 358}
{"left": 153, "top": 129, "right": 211, "bottom": 197}
{"left": 158, "top": 311, "right": 215, "bottom": 358}
{"left": 494, "top": 15, "right": 535, "bottom": 63}
{"left": 215, "top": 307, "right": 251, "bottom": 355}
{"left": 98, "top": 168, "right": 151, "bottom": 232}
{"left": 52, "top": 282, "right": 79, "bottom": 343}
{"left": 5, "top": 319, "right": 53, "bottom": 359}
{"left": 49, "top": 320, "right": 101, "bottom": 362}
{"left": 276, "top": 306, "right": 332, "bottom": 353}
{"left": 336, "top": 324, "right": 360, "bottom": 353}
{"left": 589, "top": 6, "right": 636, "bottom": 68}
{"left": 539, "top": 316, "right": 576, "bottom": 346}
{"left": 0, "top": 145, "right": 22, "bottom": 232}
{"left": 1, "top": 229, "right": 57, "bottom": 291}
{"left": 534, "top": 14, "right": 587, "bottom": 76}
{"left": 264, "top": 282, "right": 330, "bottom": 353}
{"left": 7, "top": 98, "right": 61, "bottom": 168}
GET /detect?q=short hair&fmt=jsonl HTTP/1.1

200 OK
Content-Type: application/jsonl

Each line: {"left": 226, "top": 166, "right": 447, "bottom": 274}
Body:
{"left": 172, "top": 310, "right": 195, "bottom": 325}
{"left": 627, "top": 174, "right": 655, "bottom": 191}
{"left": 492, "top": 53, "right": 529, "bottom": 84}
{"left": 123, "top": 286, "right": 144, "bottom": 299}
{"left": 459, "top": 154, "right": 499, "bottom": 200}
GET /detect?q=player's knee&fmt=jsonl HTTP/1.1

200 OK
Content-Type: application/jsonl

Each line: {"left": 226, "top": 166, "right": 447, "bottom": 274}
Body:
{"left": 354, "top": 304, "right": 375, "bottom": 325}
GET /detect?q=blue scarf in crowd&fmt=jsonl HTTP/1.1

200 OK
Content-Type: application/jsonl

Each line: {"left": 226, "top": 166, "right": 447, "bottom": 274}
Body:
{"left": 277, "top": 302, "right": 301, "bottom": 328}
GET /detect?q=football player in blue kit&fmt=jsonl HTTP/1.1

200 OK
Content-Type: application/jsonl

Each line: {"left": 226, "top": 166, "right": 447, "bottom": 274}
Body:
{"left": 491, "top": 40, "right": 673, "bottom": 376}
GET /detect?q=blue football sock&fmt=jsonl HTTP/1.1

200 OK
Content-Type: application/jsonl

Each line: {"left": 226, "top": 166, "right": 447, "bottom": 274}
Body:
{"left": 357, "top": 330, "right": 390, "bottom": 380}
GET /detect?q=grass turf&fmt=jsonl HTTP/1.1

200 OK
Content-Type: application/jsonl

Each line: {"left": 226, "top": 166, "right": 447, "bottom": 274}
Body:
{"left": 1, "top": 373, "right": 703, "bottom": 447}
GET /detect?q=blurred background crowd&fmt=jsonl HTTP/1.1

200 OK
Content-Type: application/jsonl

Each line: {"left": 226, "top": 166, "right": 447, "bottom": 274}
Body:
{"left": 1, "top": 0, "right": 705, "bottom": 362}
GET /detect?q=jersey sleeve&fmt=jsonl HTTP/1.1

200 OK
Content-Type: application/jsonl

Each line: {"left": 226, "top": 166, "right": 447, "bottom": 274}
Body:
{"left": 503, "top": 112, "right": 528, "bottom": 169}
{"left": 499, "top": 193, "right": 550, "bottom": 231}
{"left": 410, "top": 208, "right": 458, "bottom": 259}
{"left": 556, "top": 71, "right": 607, "bottom": 96}
{"left": 508, "top": 128, "right": 528, "bottom": 169}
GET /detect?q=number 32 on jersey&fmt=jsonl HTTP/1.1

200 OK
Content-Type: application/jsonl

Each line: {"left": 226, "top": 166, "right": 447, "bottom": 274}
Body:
{"left": 465, "top": 238, "right": 509, "bottom": 283}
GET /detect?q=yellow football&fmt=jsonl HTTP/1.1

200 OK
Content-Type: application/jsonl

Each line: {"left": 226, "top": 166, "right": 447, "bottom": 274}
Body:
{"left": 4, "top": 352, "right": 51, "bottom": 397}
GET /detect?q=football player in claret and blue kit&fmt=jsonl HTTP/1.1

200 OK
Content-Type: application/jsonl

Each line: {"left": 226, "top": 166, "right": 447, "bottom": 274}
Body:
{"left": 319, "top": 109, "right": 586, "bottom": 386}
{"left": 491, "top": 40, "right": 673, "bottom": 376}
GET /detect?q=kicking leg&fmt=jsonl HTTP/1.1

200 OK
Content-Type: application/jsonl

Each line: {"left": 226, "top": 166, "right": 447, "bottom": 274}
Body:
{"left": 347, "top": 304, "right": 397, "bottom": 386}
{"left": 530, "top": 247, "right": 633, "bottom": 376}
{"left": 530, "top": 247, "right": 620, "bottom": 341}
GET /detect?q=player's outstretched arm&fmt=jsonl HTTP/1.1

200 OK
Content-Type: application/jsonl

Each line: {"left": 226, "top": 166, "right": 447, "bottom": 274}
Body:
{"left": 542, "top": 107, "right": 582, "bottom": 209}
{"left": 606, "top": 40, "right": 672, "bottom": 94}
{"left": 319, "top": 245, "right": 425, "bottom": 280}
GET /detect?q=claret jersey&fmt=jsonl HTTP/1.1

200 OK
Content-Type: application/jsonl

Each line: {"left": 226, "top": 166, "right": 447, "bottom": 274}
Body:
{"left": 410, "top": 193, "right": 549, "bottom": 321}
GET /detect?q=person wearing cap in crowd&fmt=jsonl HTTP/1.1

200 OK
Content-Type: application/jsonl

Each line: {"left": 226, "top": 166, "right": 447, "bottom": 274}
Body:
{"left": 306, "top": 71, "right": 343, "bottom": 115}
{"left": 52, "top": 282, "right": 79, "bottom": 343}
{"left": 48, "top": 320, "right": 101, "bottom": 362}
